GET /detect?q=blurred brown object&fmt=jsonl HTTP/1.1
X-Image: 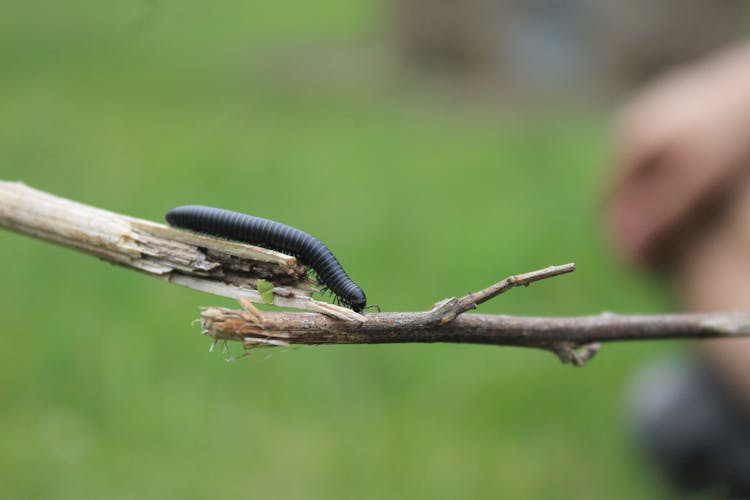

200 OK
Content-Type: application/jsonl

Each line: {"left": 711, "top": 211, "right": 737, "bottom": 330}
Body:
{"left": 602, "top": 0, "right": 748, "bottom": 85}
{"left": 604, "top": 39, "right": 750, "bottom": 493}
{"left": 678, "top": 173, "right": 750, "bottom": 417}
{"left": 392, "top": 0, "right": 747, "bottom": 94}
{"left": 394, "top": 0, "right": 506, "bottom": 72}
{"left": 607, "top": 43, "right": 750, "bottom": 267}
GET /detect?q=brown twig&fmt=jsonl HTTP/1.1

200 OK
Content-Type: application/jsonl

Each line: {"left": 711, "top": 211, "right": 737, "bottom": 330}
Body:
{"left": 201, "top": 304, "right": 750, "bottom": 367}
{"left": 429, "top": 263, "right": 576, "bottom": 324}
{"left": 201, "top": 263, "right": 750, "bottom": 367}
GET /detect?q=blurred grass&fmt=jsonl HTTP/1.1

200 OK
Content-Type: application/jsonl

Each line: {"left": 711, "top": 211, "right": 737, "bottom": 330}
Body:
{"left": 0, "top": 1, "right": 679, "bottom": 498}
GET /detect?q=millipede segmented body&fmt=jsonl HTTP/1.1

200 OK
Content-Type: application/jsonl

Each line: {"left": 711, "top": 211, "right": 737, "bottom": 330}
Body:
{"left": 165, "top": 205, "right": 367, "bottom": 312}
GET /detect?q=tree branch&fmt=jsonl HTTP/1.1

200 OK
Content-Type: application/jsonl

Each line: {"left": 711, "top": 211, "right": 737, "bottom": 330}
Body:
{"left": 4, "top": 181, "right": 750, "bottom": 367}
{"left": 202, "top": 303, "right": 750, "bottom": 366}
{"left": 199, "top": 262, "right": 750, "bottom": 367}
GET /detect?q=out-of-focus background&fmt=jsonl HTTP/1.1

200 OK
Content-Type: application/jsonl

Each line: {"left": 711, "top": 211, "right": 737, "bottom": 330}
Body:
{"left": 0, "top": 1, "right": 746, "bottom": 498}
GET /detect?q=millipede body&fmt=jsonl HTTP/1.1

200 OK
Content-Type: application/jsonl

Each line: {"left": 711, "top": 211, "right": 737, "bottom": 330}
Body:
{"left": 165, "top": 205, "right": 367, "bottom": 312}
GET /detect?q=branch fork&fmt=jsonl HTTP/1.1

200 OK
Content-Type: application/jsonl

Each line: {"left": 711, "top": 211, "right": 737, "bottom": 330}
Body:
{"left": 200, "top": 263, "right": 603, "bottom": 365}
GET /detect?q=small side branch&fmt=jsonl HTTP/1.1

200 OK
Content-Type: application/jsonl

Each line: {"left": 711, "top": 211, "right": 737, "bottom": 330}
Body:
{"left": 429, "top": 263, "right": 576, "bottom": 324}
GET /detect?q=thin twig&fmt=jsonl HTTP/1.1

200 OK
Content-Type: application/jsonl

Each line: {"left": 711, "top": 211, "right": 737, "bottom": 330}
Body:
{"left": 202, "top": 305, "right": 750, "bottom": 366}
{"left": 430, "top": 263, "right": 576, "bottom": 324}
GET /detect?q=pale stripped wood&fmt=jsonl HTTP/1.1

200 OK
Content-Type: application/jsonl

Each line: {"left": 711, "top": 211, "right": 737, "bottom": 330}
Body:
{"left": 0, "top": 180, "right": 359, "bottom": 315}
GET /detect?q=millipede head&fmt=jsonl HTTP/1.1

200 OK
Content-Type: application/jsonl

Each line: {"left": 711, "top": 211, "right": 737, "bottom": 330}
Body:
{"left": 349, "top": 288, "right": 367, "bottom": 313}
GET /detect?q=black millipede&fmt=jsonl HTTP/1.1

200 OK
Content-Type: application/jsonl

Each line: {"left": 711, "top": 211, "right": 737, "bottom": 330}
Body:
{"left": 165, "top": 205, "right": 367, "bottom": 312}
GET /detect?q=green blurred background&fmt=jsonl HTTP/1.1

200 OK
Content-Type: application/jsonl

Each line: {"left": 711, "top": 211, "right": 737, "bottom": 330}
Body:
{"left": 0, "top": 1, "right": 679, "bottom": 498}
